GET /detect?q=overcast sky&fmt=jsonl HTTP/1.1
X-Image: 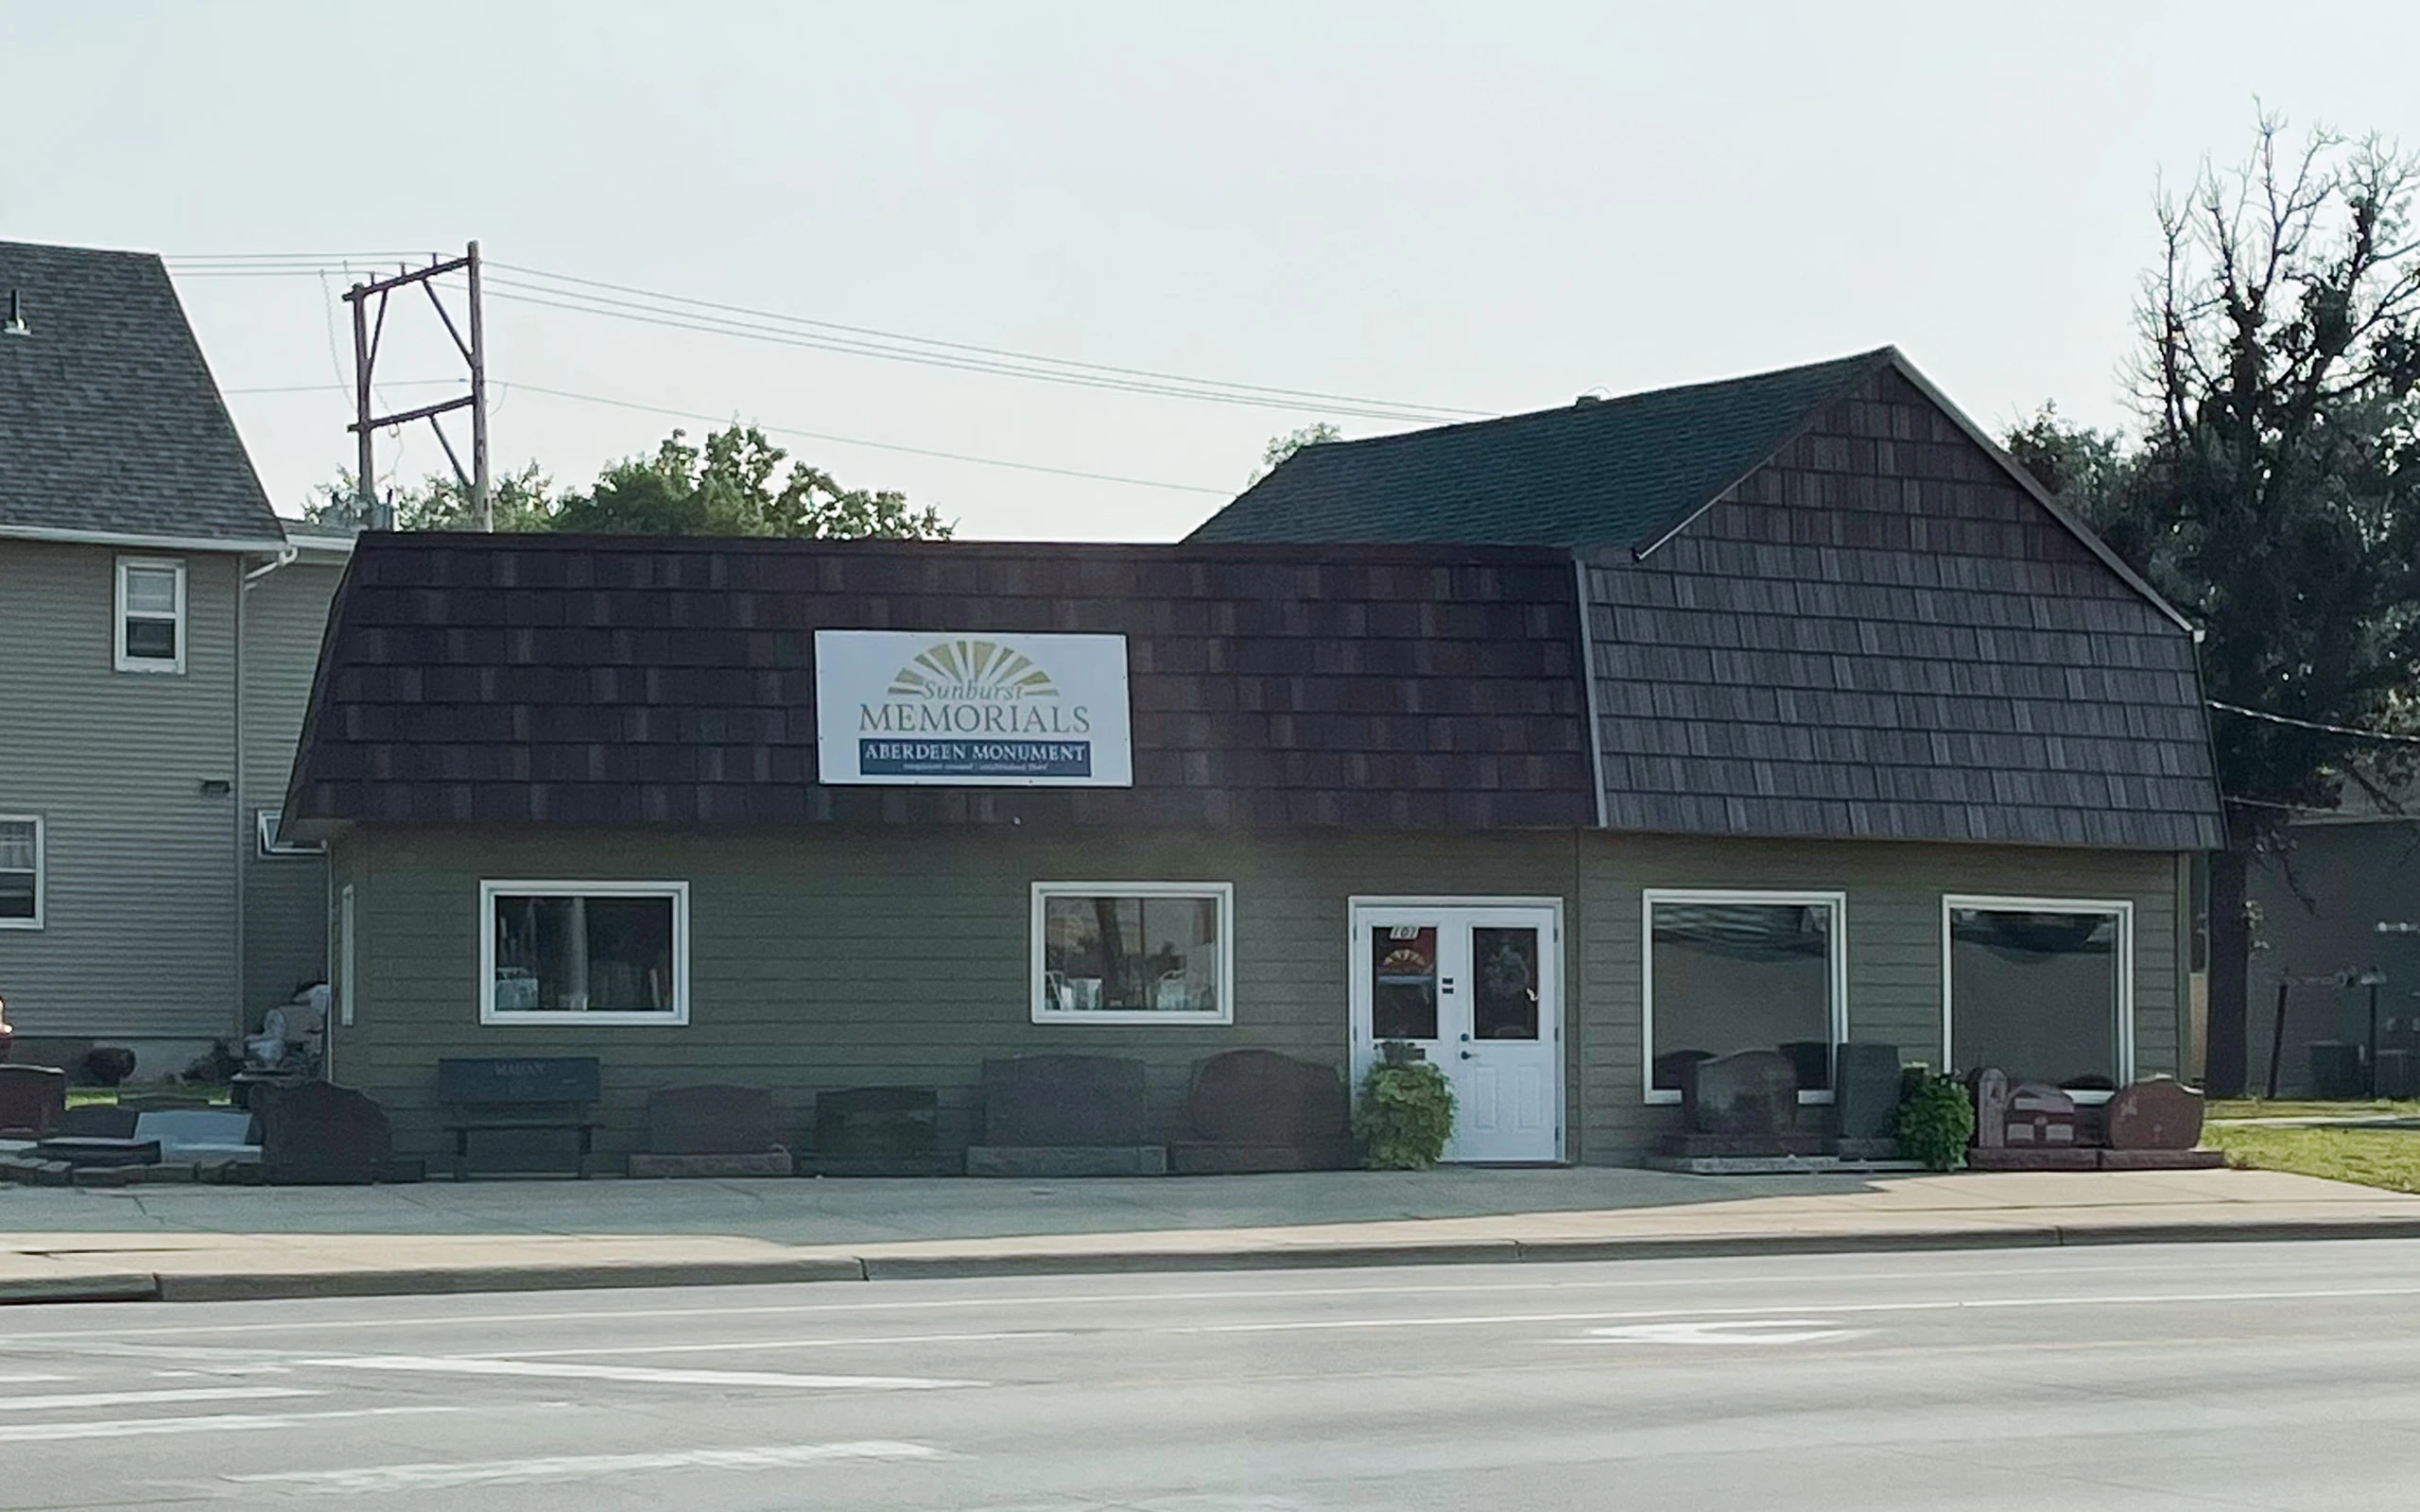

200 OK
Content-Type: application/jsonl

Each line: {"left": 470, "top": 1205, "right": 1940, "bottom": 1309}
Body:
{"left": 11, "top": 2, "right": 2420, "bottom": 540}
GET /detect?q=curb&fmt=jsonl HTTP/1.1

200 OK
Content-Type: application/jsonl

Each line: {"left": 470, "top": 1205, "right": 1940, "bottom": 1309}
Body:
{"left": 9, "top": 1215, "right": 2420, "bottom": 1305}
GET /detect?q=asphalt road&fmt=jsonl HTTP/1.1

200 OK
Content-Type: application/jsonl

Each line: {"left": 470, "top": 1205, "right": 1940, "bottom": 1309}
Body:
{"left": 0, "top": 1240, "right": 2413, "bottom": 1509}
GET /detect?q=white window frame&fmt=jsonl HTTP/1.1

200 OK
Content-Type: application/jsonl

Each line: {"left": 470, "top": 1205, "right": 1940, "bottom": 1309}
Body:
{"left": 1942, "top": 895, "right": 2135, "bottom": 1104}
{"left": 1031, "top": 881, "right": 1235, "bottom": 1025}
{"left": 0, "top": 815, "right": 43, "bottom": 931}
{"left": 256, "top": 808, "right": 324, "bottom": 858}
{"left": 113, "top": 557, "right": 187, "bottom": 674}
{"left": 1641, "top": 887, "right": 1850, "bottom": 1106}
{"left": 478, "top": 880, "right": 690, "bottom": 1026}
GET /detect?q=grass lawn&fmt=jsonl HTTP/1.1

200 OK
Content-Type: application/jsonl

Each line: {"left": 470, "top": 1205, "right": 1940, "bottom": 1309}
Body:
{"left": 63, "top": 1087, "right": 233, "bottom": 1108}
{"left": 2204, "top": 1123, "right": 2420, "bottom": 1194}
{"left": 2205, "top": 1098, "right": 2420, "bottom": 1122}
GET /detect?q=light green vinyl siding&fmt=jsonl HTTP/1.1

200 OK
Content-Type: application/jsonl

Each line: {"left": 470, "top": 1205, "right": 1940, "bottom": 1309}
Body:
{"left": 0, "top": 540, "right": 243, "bottom": 1040}
{"left": 335, "top": 822, "right": 2185, "bottom": 1165}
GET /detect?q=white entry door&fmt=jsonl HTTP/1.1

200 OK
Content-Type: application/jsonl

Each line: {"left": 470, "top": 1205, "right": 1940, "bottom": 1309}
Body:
{"left": 1349, "top": 902, "right": 1563, "bottom": 1163}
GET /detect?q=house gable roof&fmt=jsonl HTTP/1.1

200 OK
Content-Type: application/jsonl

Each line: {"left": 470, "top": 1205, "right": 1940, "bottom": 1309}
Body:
{"left": 0, "top": 240, "right": 286, "bottom": 549}
{"left": 1188, "top": 346, "right": 2191, "bottom": 633}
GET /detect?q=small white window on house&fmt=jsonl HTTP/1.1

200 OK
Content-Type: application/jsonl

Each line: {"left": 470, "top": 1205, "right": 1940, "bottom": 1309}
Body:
{"left": 481, "top": 881, "right": 688, "bottom": 1025}
{"left": 114, "top": 558, "right": 186, "bottom": 673}
{"left": 1032, "top": 883, "right": 1233, "bottom": 1024}
{"left": 1945, "top": 897, "right": 2133, "bottom": 1099}
{"left": 0, "top": 816, "right": 42, "bottom": 929}
{"left": 1643, "top": 889, "right": 1847, "bottom": 1104}
{"left": 256, "top": 809, "right": 324, "bottom": 858}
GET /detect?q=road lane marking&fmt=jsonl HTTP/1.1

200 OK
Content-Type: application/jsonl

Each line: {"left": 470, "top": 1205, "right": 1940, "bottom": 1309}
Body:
{"left": 222, "top": 1440, "right": 948, "bottom": 1495}
{"left": 0, "top": 1373, "right": 72, "bottom": 1383}
{"left": 0, "top": 1384, "right": 316, "bottom": 1412}
{"left": 304, "top": 1354, "right": 982, "bottom": 1390}
{"left": 0, "top": 1257, "right": 2348, "bottom": 1341}
{"left": 1586, "top": 1319, "right": 1870, "bottom": 1346}
{"left": 476, "top": 1329, "right": 1071, "bottom": 1360}
{"left": 0, "top": 1404, "right": 468, "bottom": 1444}
{"left": 1163, "top": 1283, "right": 2420, "bottom": 1336}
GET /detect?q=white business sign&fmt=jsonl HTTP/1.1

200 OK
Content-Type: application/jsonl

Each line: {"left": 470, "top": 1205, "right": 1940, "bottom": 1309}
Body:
{"left": 814, "top": 630, "right": 1133, "bottom": 787}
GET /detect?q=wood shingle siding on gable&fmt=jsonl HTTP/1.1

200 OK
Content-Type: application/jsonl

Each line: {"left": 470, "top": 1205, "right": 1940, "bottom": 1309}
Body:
{"left": 1588, "top": 368, "right": 2219, "bottom": 850}
{"left": 286, "top": 538, "right": 1599, "bottom": 834}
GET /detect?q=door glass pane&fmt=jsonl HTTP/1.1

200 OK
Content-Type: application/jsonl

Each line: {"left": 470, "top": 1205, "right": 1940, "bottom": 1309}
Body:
{"left": 1472, "top": 926, "right": 1540, "bottom": 1040}
{"left": 1950, "top": 908, "right": 2120, "bottom": 1090}
{"left": 1372, "top": 924, "right": 1439, "bottom": 1040}
{"left": 1650, "top": 901, "right": 1836, "bottom": 1091}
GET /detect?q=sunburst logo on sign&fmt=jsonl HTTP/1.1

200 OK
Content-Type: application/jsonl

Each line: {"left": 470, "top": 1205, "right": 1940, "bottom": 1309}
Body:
{"left": 887, "top": 639, "right": 1059, "bottom": 702}
{"left": 816, "top": 628, "right": 1132, "bottom": 787}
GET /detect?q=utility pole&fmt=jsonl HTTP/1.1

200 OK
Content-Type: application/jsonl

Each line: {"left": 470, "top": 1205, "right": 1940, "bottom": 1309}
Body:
{"left": 343, "top": 241, "right": 491, "bottom": 530}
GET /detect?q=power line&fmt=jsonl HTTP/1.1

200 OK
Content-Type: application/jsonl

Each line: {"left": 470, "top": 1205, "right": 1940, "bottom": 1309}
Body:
{"left": 485, "top": 260, "right": 1488, "bottom": 422}
{"left": 503, "top": 382, "right": 1230, "bottom": 496}
{"left": 166, "top": 249, "right": 1482, "bottom": 424}
{"left": 216, "top": 374, "right": 1233, "bottom": 495}
{"left": 482, "top": 279, "right": 1464, "bottom": 423}
{"left": 2208, "top": 700, "right": 2420, "bottom": 745}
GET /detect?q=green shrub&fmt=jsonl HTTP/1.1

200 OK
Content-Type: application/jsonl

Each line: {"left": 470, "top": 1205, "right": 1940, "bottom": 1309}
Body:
{"left": 1896, "top": 1073, "right": 1976, "bottom": 1172}
{"left": 1355, "top": 1042, "right": 1456, "bottom": 1170}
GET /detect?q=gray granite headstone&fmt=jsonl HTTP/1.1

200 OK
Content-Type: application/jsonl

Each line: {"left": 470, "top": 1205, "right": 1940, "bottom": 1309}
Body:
{"left": 645, "top": 1085, "right": 780, "bottom": 1157}
{"left": 1833, "top": 1042, "right": 1904, "bottom": 1142}
{"left": 1972, "top": 1069, "right": 2010, "bottom": 1149}
{"left": 253, "top": 1081, "right": 392, "bottom": 1185}
{"left": 132, "top": 1109, "right": 260, "bottom": 1162}
{"left": 0, "top": 1065, "right": 65, "bottom": 1138}
{"left": 1169, "top": 1050, "right": 1357, "bottom": 1174}
{"left": 980, "top": 1056, "right": 1148, "bottom": 1147}
{"left": 1680, "top": 1050, "right": 1798, "bottom": 1136}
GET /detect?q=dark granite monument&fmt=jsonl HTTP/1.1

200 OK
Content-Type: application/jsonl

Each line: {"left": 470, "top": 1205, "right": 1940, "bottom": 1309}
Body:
{"left": 1833, "top": 1041, "right": 1904, "bottom": 1155}
{"left": 2103, "top": 1078, "right": 2204, "bottom": 1151}
{"left": 253, "top": 1080, "right": 393, "bottom": 1185}
{"left": 53, "top": 1104, "right": 137, "bottom": 1140}
{"left": 628, "top": 1085, "right": 792, "bottom": 1177}
{"left": 966, "top": 1055, "right": 1166, "bottom": 1177}
{"left": 803, "top": 1087, "right": 955, "bottom": 1177}
{"left": 1659, "top": 1049, "right": 1826, "bottom": 1159}
{"left": 1168, "top": 1050, "right": 1357, "bottom": 1175}
{"left": 0, "top": 1065, "right": 65, "bottom": 1139}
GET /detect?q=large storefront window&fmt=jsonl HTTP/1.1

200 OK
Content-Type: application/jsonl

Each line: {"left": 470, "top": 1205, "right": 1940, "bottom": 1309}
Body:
{"left": 1947, "top": 898, "right": 2130, "bottom": 1094}
{"left": 1032, "top": 883, "right": 1233, "bottom": 1024}
{"left": 481, "top": 881, "right": 688, "bottom": 1024}
{"left": 1645, "top": 890, "right": 1844, "bottom": 1102}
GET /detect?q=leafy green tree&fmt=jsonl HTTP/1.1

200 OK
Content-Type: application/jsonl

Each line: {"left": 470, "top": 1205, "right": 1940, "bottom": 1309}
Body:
{"left": 300, "top": 426, "right": 950, "bottom": 541}
{"left": 1249, "top": 421, "right": 1342, "bottom": 485}
{"left": 553, "top": 425, "right": 950, "bottom": 540}
{"left": 300, "top": 463, "right": 557, "bottom": 533}
{"left": 2015, "top": 116, "right": 2420, "bottom": 1094}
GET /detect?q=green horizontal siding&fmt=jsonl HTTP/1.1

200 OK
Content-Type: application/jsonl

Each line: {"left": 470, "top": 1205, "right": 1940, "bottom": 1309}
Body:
{"left": 335, "top": 822, "right": 2186, "bottom": 1166}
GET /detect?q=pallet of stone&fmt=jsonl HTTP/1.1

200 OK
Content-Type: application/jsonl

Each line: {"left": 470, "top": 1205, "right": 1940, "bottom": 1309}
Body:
{"left": 34, "top": 1137, "right": 160, "bottom": 1168}
{"left": 2097, "top": 1148, "right": 2226, "bottom": 1170}
{"left": 1654, "top": 1131, "right": 1833, "bottom": 1158}
{"left": 1966, "top": 1146, "right": 2100, "bottom": 1171}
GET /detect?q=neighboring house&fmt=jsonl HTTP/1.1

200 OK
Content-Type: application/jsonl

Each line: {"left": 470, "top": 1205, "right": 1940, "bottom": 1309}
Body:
{"left": 0, "top": 239, "right": 348, "bottom": 1075}
{"left": 281, "top": 349, "right": 2224, "bottom": 1166}
{"left": 2243, "top": 790, "right": 2420, "bottom": 1096}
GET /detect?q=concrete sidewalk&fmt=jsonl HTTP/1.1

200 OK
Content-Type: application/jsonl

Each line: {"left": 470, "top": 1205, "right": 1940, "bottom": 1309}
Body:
{"left": 0, "top": 1165, "right": 2414, "bottom": 1303}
